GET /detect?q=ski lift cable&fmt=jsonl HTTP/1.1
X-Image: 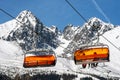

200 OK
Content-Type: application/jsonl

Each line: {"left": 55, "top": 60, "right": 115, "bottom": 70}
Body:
{"left": 0, "top": 8, "right": 87, "bottom": 48}
{"left": 0, "top": 8, "right": 24, "bottom": 24}
{"left": 64, "top": 0, "right": 87, "bottom": 23}
{"left": 0, "top": 8, "right": 116, "bottom": 75}
{"left": 102, "top": 35, "right": 120, "bottom": 50}
{"left": 91, "top": 0, "right": 120, "bottom": 51}
{"left": 0, "top": 8, "right": 67, "bottom": 49}
{"left": 64, "top": 0, "right": 120, "bottom": 51}
{"left": 1, "top": 8, "right": 117, "bottom": 76}
{"left": 0, "top": 8, "right": 38, "bottom": 35}
{"left": 0, "top": 9, "right": 27, "bottom": 54}
{"left": 0, "top": 8, "right": 120, "bottom": 52}
{"left": 0, "top": 8, "right": 41, "bottom": 54}
{"left": 65, "top": 0, "right": 93, "bottom": 46}
{"left": 65, "top": 0, "right": 92, "bottom": 42}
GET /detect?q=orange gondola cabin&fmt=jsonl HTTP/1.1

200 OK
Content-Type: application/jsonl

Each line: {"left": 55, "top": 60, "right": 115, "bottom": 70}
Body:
{"left": 74, "top": 44, "right": 109, "bottom": 68}
{"left": 23, "top": 49, "right": 56, "bottom": 68}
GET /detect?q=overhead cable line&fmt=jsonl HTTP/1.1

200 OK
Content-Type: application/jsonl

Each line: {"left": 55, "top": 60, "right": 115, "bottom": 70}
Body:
{"left": 64, "top": 0, "right": 120, "bottom": 51}
{"left": 0, "top": 8, "right": 15, "bottom": 19}
{"left": 0, "top": 8, "right": 40, "bottom": 52}
{"left": 65, "top": 0, "right": 87, "bottom": 23}
{"left": 0, "top": 8, "right": 67, "bottom": 49}
{"left": 102, "top": 35, "right": 120, "bottom": 50}
{"left": 65, "top": 0, "right": 98, "bottom": 46}
{"left": 65, "top": 0, "right": 94, "bottom": 46}
{"left": 0, "top": 7, "right": 120, "bottom": 52}
{"left": 0, "top": 8, "right": 23, "bottom": 24}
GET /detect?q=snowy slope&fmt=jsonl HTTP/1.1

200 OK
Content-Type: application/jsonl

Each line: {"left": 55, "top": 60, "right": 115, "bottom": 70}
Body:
{"left": 54, "top": 34, "right": 71, "bottom": 56}
{"left": 64, "top": 17, "right": 114, "bottom": 55}
{"left": 0, "top": 10, "right": 59, "bottom": 51}
{"left": 0, "top": 40, "right": 23, "bottom": 69}
{"left": 99, "top": 27, "right": 120, "bottom": 73}
{"left": 0, "top": 10, "right": 120, "bottom": 79}
{"left": 74, "top": 26, "right": 120, "bottom": 78}
{"left": 0, "top": 20, "right": 17, "bottom": 38}
{"left": 62, "top": 26, "right": 120, "bottom": 79}
{"left": 1, "top": 27, "right": 120, "bottom": 79}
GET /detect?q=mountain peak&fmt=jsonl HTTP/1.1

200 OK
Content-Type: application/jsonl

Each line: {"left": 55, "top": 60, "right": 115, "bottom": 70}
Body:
{"left": 16, "top": 10, "right": 39, "bottom": 27}
{"left": 4, "top": 10, "right": 59, "bottom": 50}
{"left": 88, "top": 17, "right": 102, "bottom": 22}
{"left": 16, "top": 10, "right": 34, "bottom": 18}
{"left": 16, "top": 10, "right": 33, "bottom": 19}
{"left": 63, "top": 17, "right": 114, "bottom": 54}
{"left": 49, "top": 25, "right": 58, "bottom": 33}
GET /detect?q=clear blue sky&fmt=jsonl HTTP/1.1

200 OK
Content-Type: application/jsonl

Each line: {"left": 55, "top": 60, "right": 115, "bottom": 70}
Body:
{"left": 0, "top": 0, "right": 120, "bottom": 31}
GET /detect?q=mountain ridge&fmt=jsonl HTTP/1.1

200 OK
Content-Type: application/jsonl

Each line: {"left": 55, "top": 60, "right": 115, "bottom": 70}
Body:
{"left": 0, "top": 10, "right": 116, "bottom": 54}
{"left": 0, "top": 10, "right": 120, "bottom": 79}
{"left": 0, "top": 10, "right": 59, "bottom": 50}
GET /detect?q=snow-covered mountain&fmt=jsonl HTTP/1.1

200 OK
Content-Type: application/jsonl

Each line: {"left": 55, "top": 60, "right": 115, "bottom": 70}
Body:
{"left": 0, "top": 10, "right": 59, "bottom": 51}
{"left": 63, "top": 17, "right": 114, "bottom": 55}
{"left": 0, "top": 10, "right": 120, "bottom": 79}
{"left": 63, "top": 24, "right": 78, "bottom": 40}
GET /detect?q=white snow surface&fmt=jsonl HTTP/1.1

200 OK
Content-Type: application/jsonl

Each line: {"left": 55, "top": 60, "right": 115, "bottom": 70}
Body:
{"left": 0, "top": 23, "right": 120, "bottom": 79}
{"left": 54, "top": 35, "right": 71, "bottom": 55}
{"left": 0, "top": 40, "right": 24, "bottom": 70}
{"left": 16, "top": 10, "right": 37, "bottom": 28}
{"left": 0, "top": 20, "right": 17, "bottom": 38}
{"left": 99, "top": 27, "right": 120, "bottom": 73}
{"left": 0, "top": 27, "right": 120, "bottom": 79}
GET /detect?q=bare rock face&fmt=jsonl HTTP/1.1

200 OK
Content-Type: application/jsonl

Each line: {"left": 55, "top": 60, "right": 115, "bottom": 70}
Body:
{"left": 63, "top": 17, "right": 114, "bottom": 54}
{"left": 6, "top": 10, "right": 59, "bottom": 50}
